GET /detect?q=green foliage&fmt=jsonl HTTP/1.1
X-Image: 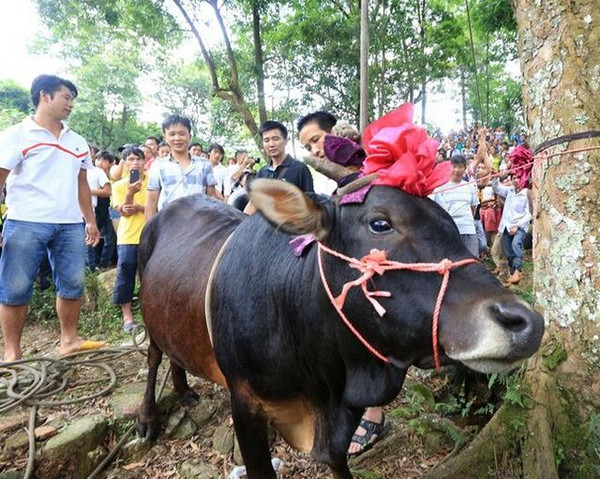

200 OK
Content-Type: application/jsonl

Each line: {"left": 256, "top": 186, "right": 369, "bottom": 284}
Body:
{"left": 389, "top": 382, "right": 436, "bottom": 420}
{"left": 28, "top": 284, "right": 58, "bottom": 324}
{"left": 541, "top": 341, "right": 568, "bottom": 371}
{"left": 155, "top": 58, "right": 212, "bottom": 137}
{"left": 410, "top": 383, "right": 436, "bottom": 412}
{"left": 352, "top": 470, "right": 384, "bottom": 479}
{"left": 0, "top": 80, "right": 32, "bottom": 114}
{"left": 27, "top": 271, "right": 130, "bottom": 343}
{"left": 0, "top": 108, "right": 28, "bottom": 130}
{"left": 587, "top": 414, "right": 600, "bottom": 476}
{"left": 408, "top": 418, "right": 428, "bottom": 436}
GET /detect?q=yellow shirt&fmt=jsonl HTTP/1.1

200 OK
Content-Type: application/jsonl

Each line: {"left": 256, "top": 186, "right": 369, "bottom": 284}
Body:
{"left": 112, "top": 177, "right": 148, "bottom": 245}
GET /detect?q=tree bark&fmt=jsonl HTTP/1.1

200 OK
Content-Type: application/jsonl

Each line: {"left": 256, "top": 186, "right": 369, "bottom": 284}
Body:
{"left": 426, "top": 1, "right": 600, "bottom": 476}
{"left": 359, "top": 0, "right": 370, "bottom": 131}
{"left": 514, "top": 0, "right": 600, "bottom": 473}
{"left": 252, "top": 0, "right": 267, "bottom": 125}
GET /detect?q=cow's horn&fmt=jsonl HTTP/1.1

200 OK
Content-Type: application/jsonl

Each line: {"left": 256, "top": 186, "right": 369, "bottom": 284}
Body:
{"left": 336, "top": 173, "right": 379, "bottom": 196}
{"left": 303, "top": 155, "right": 354, "bottom": 181}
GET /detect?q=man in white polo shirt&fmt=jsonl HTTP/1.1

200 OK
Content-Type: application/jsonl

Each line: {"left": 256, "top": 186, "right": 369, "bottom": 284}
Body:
{"left": 0, "top": 74, "right": 103, "bottom": 362}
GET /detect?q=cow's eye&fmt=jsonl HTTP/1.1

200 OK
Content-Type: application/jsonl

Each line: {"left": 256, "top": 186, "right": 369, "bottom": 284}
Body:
{"left": 369, "top": 218, "right": 393, "bottom": 234}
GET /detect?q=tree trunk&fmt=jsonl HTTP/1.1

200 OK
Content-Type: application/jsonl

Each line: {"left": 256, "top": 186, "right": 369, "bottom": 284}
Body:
{"left": 359, "top": 0, "right": 369, "bottom": 131}
{"left": 425, "top": 1, "right": 600, "bottom": 476}
{"left": 172, "top": 0, "right": 260, "bottom": 145}
{"left": 516, "top": 1, "right": 600, "bottom": 475}
{"left": 252, "top": 0, "right": 267, "bottom": 125}
{"left": 460, "top": 67, "right": 467, "bottom": 131}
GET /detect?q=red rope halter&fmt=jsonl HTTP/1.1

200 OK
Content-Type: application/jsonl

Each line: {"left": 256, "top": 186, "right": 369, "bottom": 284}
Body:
{"left": 317, "top": 242, "right": 478, "bottom": 370}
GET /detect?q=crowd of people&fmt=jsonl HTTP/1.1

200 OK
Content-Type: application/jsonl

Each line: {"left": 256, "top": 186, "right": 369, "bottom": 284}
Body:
{"left": 0, "top": 74, "right": 535, "bottom": 457}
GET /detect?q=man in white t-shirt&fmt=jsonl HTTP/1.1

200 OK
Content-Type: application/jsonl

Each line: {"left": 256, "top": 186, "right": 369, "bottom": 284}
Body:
{"left": 86, "top": 166, "right": 111, "bottom": 271}
{"left": 208, "top": 143, "right": 227, "bottom": 200}
{"left": 0, "top": 74, "right": 103, "bottom": 362}
{"left": 430, "top": 155, "right": 479, "bottom": 256}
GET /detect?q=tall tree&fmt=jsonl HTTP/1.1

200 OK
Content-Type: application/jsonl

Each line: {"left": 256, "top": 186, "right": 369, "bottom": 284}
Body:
{"left": 424, "top": 1, "right": 600, "bottom": 477}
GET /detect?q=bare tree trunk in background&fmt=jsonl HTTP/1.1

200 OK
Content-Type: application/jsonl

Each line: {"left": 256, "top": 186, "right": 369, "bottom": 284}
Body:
{"left": 359, "top": 0, "right": 369, "bottom": 131}
{"left": 252, "top": 0, "right": 267, "bottom": 126}
{"left": 424, "top": 1, "right": 600, "bottom": 477}
{"left": 172, "top": 0, "right": 260, "bottom": 146}
{"left": 416, "top": 0, "right": 427, "bottom": 124}
{"left": 485, "top": 35, "right": 490, "bottom": 125}
{"left": 460, "top": 67, "right": 467, "bottom": 131}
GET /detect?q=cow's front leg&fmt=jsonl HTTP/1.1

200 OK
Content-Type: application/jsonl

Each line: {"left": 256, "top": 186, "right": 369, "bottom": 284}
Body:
{"left": 326, "top": 405, "right": 363, "bottom": 479}
{"left": 136, "top": 337, "right": 163, "bottom": 440}
{"left": 171, "top": 360, "right": 200, "bottom": 406}
{"left": 230, "top": 387, "right": 276, "bottom": 479}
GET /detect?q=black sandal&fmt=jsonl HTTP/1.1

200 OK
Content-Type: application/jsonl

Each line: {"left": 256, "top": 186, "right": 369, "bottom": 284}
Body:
{"left": 347, "top": 414, "right": 391, "bottom": 457}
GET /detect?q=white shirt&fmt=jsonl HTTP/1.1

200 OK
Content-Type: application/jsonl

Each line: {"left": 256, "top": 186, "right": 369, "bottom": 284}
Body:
{"left": 224, "top": 163, "right": 241, "bottom": 195}
{"left": 86, "top": 166, "right": 110, "bottom": 208}
{"left": 212, "top": 163, "right": 228, "bottom": 196}
{"left": 492, "top": 179, "right": 531, "bottom": 233}
{"left": 430, "top": 180, "right": 479, "bottom": 235}
{"left": 0, "top": 116, "right": 92, "bottom": 223}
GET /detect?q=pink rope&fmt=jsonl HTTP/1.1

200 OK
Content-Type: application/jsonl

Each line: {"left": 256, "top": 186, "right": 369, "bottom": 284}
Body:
{"left": 317, "top": 243, "right": 478, "bottom": 370}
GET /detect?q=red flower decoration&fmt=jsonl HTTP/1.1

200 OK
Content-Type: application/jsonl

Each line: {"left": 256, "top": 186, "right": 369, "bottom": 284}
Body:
{"left": 361, "top": 103, "right": 451, "bottom": 196}
{"left": 509, "top": 144, "right": 533, "bottom": 189}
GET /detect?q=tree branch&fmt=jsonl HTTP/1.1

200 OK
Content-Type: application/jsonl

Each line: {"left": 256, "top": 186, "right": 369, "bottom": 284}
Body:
{"left": 208, "top": 0, "right": 239, "bottom": 88}
{"left": 171, "top": 0, "right": 221, "bottom": 92}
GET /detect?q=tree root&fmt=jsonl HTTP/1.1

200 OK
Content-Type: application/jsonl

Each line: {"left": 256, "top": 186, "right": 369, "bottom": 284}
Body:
{"left": 422, "top": 404, "right": 520, "bottom": 478}
{"left": 521, "top": 356, "right": 559, "bottom": 479}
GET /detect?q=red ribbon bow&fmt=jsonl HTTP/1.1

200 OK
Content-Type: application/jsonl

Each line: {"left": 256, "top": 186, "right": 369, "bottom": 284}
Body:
{"left": 361, "top": 103, "right": 451, "bottom": 196}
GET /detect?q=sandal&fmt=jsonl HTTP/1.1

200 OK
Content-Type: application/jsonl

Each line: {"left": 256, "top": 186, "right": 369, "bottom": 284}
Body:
{"left": 347, "top": 414, "right": 391, "bottom": 457}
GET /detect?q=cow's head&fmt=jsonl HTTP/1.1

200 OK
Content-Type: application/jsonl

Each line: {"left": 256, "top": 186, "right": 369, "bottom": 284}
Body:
{"left": 251, "top": 179, "right": 544, "bottom": 376}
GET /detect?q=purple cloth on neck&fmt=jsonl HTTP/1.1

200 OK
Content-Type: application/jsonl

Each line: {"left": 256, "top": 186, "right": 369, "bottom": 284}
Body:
{"left": 324, "top": 135, "right": 366, "bottom": 168}
{"left": 289, "top": 234, "right": 317, "bottom": 256}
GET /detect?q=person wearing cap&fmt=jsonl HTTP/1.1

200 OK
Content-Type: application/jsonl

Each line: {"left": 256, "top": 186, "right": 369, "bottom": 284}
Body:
{"left": 0, "top": 74, "right": 103, "bottom": 361}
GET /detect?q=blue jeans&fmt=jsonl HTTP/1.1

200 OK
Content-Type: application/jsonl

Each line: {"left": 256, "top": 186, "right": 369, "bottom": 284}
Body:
{"left": 99, "top": 220, "right": 117, "bottom": 267}
{"left": 0, "top": 220, "right": 86, "bottom": 304}
{"left": 113, "top": 245, "right": 138, "bottom": 305}
{"left": 460, "top": 234, "right": 479, "bottom": 257}
{"left": 502, "top": 228, "right": 527, "bottom": 273}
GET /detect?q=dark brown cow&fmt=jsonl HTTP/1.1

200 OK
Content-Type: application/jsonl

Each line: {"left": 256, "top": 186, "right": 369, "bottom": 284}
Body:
{"left": 136, "top": 179, "right": 544, "bottom": 479}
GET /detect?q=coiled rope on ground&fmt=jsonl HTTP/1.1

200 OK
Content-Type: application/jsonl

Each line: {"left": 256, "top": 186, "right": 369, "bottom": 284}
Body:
{"left": 0, "top": 326, "right": 170, "bottom": 479}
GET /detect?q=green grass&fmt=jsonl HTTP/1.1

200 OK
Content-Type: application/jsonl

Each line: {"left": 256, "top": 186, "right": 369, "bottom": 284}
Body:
{"left": 27, "top": 270, "right": 141, "bottom": 344}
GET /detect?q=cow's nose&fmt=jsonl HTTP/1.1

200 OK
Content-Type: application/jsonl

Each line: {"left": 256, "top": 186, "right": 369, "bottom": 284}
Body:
{"left": 488, "top": 301, "right": 545, "bottom": 357}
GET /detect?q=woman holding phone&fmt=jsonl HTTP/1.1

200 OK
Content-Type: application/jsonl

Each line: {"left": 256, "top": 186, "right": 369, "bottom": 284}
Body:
{"left": 111, "top": 146, "right": 147, "bottom": 333}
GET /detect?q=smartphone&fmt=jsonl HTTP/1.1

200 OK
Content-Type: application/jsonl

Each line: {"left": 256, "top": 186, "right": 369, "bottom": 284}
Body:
{"left": 130, "top": 169, "right": 140, "bottom": 183}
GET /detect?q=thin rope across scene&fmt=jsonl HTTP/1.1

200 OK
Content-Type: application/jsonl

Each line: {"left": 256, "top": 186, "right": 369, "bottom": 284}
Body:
{"left": 317, "top": 242, "right": 478, "bottom": 370}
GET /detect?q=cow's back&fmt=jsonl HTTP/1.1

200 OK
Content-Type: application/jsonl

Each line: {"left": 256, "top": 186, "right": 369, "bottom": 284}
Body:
{"left": 139, "top": 194, "right": 245, "bottom": 386}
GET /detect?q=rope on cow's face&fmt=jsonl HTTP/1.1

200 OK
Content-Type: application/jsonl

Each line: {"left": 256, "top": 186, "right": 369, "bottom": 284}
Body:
{"left": 317, "top": 242, "right": 479, "bottom": 370}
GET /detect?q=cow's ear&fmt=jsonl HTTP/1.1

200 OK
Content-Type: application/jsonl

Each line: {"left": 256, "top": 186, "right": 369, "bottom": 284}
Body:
{"left": 250, "top": 179, "right": 330, "bottom": 239}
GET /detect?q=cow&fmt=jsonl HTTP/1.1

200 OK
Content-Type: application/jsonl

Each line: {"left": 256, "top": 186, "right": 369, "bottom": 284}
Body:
{"left": 135, "top": 178, "right": 544, "bottom": 479}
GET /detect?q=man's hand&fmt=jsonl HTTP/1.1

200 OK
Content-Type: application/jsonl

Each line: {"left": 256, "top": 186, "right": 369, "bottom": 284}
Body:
{"left": 121, "top": 203, "right": 144, "bottom": 215}
{"left": 127, "top": 180, "right": 142, "bottom": 194}
{"left": 508, "top": 226, "right": 518, "bottom": 236}
{"left": 85, "top": 222, "right": 101, "bottom": 246}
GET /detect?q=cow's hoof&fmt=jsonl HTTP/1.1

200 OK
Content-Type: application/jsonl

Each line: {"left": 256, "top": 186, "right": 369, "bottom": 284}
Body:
{"left": 135, "top": 419, "right": 159, "bottom": 441}
{"left": 180, "top": 389, "right": 200, "bottom": 407}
